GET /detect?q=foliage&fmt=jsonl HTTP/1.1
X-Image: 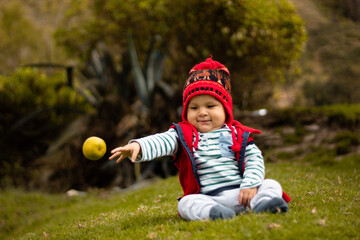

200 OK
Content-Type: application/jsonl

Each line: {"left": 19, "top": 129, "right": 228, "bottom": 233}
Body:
{"left": 55, "top": 0, "right": 306, "bottom": 109}
{"left": 0, "top": 68, "right": 91, "bottom": 188}
{"left": 1, "top": 156, "right": 359, "bottom": 240}
{"left": 127, "top": 32, "right": 168, "bottom": 108}
{"left": 0, "top": 67, "right": 91, "bottom": 127}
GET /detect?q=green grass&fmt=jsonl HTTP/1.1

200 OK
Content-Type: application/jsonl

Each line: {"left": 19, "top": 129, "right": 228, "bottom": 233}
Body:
{"left": 1, "top": 155, "right": 359, "bottom": 240}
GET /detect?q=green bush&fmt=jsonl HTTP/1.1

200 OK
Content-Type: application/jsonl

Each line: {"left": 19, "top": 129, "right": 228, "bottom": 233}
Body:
{"left": 0, "top": 68, "right": 91, "bottom": 188}
{"left": 0, "top": 68, "right": 91, "bottom": 125}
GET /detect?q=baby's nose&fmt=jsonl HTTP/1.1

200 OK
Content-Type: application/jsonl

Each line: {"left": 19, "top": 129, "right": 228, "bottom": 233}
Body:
{"left": 199, "top": 108, "right": 208, "bottom": 116}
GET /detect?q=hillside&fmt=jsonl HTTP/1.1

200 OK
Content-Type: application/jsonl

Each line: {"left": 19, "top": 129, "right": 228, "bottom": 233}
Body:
{"left": 274, "top": 0, "right": 360, "bottom": 107}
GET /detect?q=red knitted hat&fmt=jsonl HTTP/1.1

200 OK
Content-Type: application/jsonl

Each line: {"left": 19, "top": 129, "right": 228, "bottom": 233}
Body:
{"left": 182, "top": 56, "right": 233, "bottom": 124}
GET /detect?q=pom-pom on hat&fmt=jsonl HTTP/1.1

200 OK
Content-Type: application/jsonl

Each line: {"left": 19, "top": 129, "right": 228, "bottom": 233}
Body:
{"left": 182, "top": 56, "right": 233, "bottom": 124}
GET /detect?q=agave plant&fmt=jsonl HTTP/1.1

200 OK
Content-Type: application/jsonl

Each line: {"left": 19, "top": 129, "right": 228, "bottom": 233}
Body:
{"left": 127, "top": 31, "right": 169, "bottom": 109}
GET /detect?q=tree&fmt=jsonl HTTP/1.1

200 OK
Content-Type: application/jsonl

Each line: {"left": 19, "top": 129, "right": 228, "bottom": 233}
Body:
{"left": 56, "top": 0, "right": 306, "bottom": 109}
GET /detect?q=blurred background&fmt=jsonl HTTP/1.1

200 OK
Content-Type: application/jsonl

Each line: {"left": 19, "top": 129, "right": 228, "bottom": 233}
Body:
{"left": 0, "top": 0, "right": 359, "bottom": 193}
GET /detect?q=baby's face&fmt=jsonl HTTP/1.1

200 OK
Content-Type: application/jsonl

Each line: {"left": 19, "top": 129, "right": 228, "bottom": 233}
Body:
{"left": 187, "top": 94, "right": 226, "bottom": 133}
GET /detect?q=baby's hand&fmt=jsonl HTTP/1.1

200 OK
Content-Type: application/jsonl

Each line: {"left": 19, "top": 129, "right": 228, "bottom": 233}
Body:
{"left": 239, "top": 187, "right": 258, "bottom": 208}
{"left": 109, "top": 142, "right": 141, "bottom": 163}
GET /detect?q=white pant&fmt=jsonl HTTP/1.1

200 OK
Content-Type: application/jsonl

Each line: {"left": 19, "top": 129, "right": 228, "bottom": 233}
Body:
{"left": 178, "top": 179, "right": 283, "bottom": 220}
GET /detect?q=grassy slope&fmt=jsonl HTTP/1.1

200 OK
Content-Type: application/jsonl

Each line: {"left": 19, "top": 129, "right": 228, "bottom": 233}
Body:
{"left": 1, "top": 155, "right": 359, "bottom": 240}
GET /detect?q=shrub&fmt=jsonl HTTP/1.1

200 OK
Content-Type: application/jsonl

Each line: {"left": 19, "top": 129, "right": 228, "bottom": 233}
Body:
{"left": 0, "top": 68, "right": 91, "bottom": 188}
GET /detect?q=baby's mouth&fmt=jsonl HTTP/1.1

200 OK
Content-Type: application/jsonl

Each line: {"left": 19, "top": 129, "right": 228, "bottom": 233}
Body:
{"left": 198, "top": 120, "right": 211, "bottom": 124}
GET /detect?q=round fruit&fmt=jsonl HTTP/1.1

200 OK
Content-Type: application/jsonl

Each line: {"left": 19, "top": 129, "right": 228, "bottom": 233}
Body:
{"left": 82, "top": 136, "right": 107, "bottom": 160}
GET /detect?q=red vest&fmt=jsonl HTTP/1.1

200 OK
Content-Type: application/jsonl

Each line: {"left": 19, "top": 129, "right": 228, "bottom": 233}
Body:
{"left": 171, "top": 121, "right": 291, "bottom": 202}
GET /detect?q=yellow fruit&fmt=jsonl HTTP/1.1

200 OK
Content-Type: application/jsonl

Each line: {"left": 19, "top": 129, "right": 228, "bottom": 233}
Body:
{"left": 82, "top": 136, "right": 107, "bottom": 160}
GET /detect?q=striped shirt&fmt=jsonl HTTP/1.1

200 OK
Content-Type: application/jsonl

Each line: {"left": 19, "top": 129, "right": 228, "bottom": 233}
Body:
{"left": 134, "top": 125, "right": 264, "bottom": 194}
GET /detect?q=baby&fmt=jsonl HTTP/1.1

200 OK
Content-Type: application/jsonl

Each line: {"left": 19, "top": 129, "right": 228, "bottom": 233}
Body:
{"left": 109, "top": 57, "right": 290, "bottom": 220}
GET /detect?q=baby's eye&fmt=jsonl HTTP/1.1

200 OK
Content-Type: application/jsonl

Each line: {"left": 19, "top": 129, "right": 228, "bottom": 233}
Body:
{"left": 207, "top": 105, "right": 215, "bottom": 108}
{"left": 190, "top": 106, "right": 198, "bottom": 110}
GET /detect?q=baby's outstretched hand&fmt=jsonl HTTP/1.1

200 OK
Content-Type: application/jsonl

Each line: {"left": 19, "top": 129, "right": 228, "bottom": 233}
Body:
{"left": 109, "top": 142, "right": 141, "bottom": 163}
{"left": 239, "top": 187, "right": 258, "bottom": 208}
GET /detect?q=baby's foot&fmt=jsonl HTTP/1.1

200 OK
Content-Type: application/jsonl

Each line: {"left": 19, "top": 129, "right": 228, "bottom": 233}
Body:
{"left": 252, "top": 197, "right": 288, "bottom": 213}
{"left": 209, "top": 204, "right": 236, "bottom": 220}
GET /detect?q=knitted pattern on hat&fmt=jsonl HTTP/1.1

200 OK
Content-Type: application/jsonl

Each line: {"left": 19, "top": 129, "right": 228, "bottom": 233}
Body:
{"left": 182, "top": 56, "right": 233, "bottom": 124}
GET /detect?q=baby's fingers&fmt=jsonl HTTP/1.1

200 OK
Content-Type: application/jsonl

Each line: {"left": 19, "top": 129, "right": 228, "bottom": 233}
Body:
{"left": 110, "top": 146, "right": 126, "bottom": 154}
{"left": 108, "top": 152, "right": 119, "bottom": 160}
{"left": 130, "top": 150, "right": 138, "bottom": 163}
{"left": 109, "top": 143, "right": 140, "bottom": 163}
{"left": 238, "top": 191, "right": 245, "bottom": 206}
{"left": 116, "top": 154, "right": 126, "bottom": 164}
{"left": 109, "top": 152, "right": 126, "bottom": 163}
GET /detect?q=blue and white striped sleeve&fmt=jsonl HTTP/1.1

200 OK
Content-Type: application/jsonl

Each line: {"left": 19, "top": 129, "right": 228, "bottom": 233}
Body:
{"left": 240, "top": 143, "right": 265, "bottom": 189}
{"left": 131, "top": 128, "right": 179, "bottom": 162}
